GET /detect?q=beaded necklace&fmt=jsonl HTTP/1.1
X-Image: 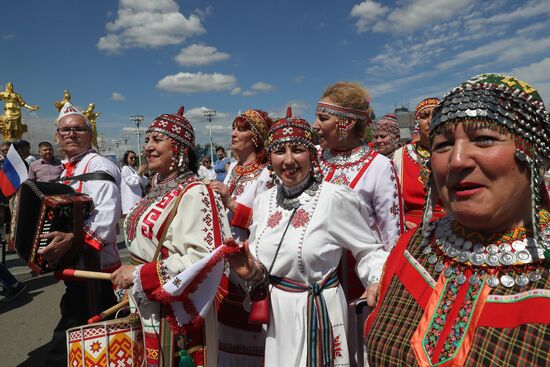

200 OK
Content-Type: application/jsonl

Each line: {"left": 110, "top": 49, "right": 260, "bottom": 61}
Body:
{"left": 319, "top": 145, "right": 373, "bottom": 172}
{"left": 125, "top": 170, "right": 197, "bottom": 242}
{"left": 406, "top": 143, "right": 431, "bottom": 186}
{"left": 420, "top": 211, "right": 549, "bottom": 288}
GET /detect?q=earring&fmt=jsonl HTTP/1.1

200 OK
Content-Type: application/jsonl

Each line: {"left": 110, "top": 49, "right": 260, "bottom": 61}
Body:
{"left": 337, "top": 117, "right": 350, "bottom": 141}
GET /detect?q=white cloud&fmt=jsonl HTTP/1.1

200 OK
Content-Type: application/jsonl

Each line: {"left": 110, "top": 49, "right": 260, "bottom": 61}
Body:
{"left": 508, "top": 57, "right": 550, "bottom": 84}
{"left": 111, "top": 92, "right": 126, "bottom": 101}
{"left": 251, "top": 81, "right": 274, "bottom": 92}
{"left": 350, "top": 1, "right": 389, "bottom": 33}
{"left": 242, "top": 90, "right": 255, "bottom": 97}
{"left": 292, "top": 75, "right": 306, "bottom": 83}
{"left": 156, "top": 72, "right": 237, "bottom": 93}
{"left": 174, "top": 44, "right": 230, "bottom": 66}
{"left": 437, "top": 36, "right": 550, "bottom": 71}
{"left": 351, "top": 0, "right": 473, "bottom": 33}
{"left": 97, "top": 0, "right": 205, "bottom": 53}
{"left": 230, "top": 87, "right": 242, "bottom": 95}
{"left": 515, "top": 22, "right": 547, "bottom": 36}
{"left": 2, "top": 34, "right": 15, "bottom": 40}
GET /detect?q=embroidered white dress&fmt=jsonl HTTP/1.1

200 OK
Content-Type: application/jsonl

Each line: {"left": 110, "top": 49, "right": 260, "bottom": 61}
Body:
{"left": 125, "top": 174, "right": 231, "bottom": 367}
{"left": 249, "top": 181, "right": 387, "bottom": 367}
{"left": 61, "top": 150, "right": 122, "bottom": 270}
{"left": 120, "top": 165, "right": 148, "bottom": 214}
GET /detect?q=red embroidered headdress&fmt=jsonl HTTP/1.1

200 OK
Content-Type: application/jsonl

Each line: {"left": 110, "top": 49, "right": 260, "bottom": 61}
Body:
{"left": 415, "top": 98, "right": 440, "bottom": 120}
{"left": 267, "top": 107, "right": 316, "bottom": 153}
{"left": 147, "top": 106, "right": 195, "bottom": 150}
{"left": 233, "top": 109, "right": 271, "bottom": 147}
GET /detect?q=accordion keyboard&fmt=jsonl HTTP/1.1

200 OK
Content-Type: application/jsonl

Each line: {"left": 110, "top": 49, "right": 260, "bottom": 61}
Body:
{"left": 35, "top": 219, "right": 52, "bottom": 270}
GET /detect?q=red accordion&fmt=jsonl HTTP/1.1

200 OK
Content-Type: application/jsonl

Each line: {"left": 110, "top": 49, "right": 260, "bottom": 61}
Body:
{"left": 11, "top": 180, "right": 94, "bottom": 273}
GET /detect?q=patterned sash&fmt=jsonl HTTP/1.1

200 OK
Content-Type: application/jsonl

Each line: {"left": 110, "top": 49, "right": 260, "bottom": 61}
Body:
{"left": 271, "top": 270, "right": 339, "bottom": 367}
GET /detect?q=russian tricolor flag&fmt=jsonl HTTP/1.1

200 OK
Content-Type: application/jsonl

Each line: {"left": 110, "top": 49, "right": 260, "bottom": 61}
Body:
{"left": 0, "top": 144, "right": 28, "bottom": 197}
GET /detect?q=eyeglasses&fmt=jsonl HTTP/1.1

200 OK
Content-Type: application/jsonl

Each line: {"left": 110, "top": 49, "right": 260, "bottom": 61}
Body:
{"left": 57, "top": 127, "right": 89, "bottom": 135}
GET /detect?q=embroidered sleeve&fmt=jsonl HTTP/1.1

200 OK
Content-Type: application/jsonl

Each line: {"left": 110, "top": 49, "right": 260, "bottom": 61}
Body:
{"left": 372, "top": 158, "right": 403, "bottom": 249}
{"left": 81, "top": 158, "right": 122, "bottom": 250}
{"left": 131, "top": 264, "right": 147, "bottom": 302}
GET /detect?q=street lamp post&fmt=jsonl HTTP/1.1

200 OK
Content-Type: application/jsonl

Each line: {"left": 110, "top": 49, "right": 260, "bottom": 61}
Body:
{"left": 130, "top": 115, "right": 144, "bottom": 166}
{"left": 112, "top": 139, "right": 121, "bottom": 161}
{"left": 203, "top": 109, "right": 216, "bottom": 163}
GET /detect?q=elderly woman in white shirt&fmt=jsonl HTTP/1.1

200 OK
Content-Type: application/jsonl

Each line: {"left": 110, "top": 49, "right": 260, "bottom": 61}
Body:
{"left": 120, "top": 150, "right": 148, "bottom": 215}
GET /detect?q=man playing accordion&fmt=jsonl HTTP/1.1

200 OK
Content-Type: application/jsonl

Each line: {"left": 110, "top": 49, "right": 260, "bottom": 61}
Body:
{"left": 39, "top": 102, "right": 122, "bottom": 367}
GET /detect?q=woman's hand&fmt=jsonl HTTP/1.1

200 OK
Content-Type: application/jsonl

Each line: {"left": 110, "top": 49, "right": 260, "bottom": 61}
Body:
{"left": 405, "top": 221, "right": 418, "bottom": 231}
{"left": 110, "top": 265, "right": 137, "bottom": 289}
{"left": 360, "top": 282, "right": 380, "bottom": 307}
{"left": 209, "top": 181, "right": 237, "bottom": 212}
{"left": 226, "top": 239, "right": 261, "bottom": 281}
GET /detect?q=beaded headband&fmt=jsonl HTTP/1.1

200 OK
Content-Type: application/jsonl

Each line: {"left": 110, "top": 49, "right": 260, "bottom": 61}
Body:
{"left": 147, "top": 106, "right": 195, "bottom": 150}
{"left": 375, "top": 113, "right": 400, "bottom": 138}
{"left": 316, "top": 101, "right": 370, "bottom": 121}
{"left": 234, "top": 109, "right": 270, "bottom": 144}
{"left": 430, "top": 74, "right": 549, "bottom": 158}
{"left": 267, "top": 107, "right": 316, "bottom": 153}
{"left": 415, "top": 98, "right": 440, "bottom": 119}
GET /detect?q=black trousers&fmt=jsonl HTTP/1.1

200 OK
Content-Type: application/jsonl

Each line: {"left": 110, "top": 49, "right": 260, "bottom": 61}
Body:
{"left": 44, "top": 279, "right": 117, "bottom": 367}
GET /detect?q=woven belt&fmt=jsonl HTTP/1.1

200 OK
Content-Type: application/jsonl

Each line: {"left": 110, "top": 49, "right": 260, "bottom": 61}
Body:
{"left": 271, "top": 270, "right": 339, "bottom": 367}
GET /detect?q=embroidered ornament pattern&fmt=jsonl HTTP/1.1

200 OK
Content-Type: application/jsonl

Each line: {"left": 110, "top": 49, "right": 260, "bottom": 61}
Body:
{"left": 332, "top": 173, "right": 351, "bottom": 186}
{"left": 267, "top": 211, "right": 283, "bottom": 228}
{"left": 291, "top": 208, "right": 310, "bottom": 228}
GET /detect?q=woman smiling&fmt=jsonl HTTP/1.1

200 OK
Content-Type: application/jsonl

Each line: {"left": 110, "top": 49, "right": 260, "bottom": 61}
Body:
{"left": 365, "top": 74, "right": 550, "bottom": 366}
{"left": 228, "top": 108, "right": 387, "bottom": 366}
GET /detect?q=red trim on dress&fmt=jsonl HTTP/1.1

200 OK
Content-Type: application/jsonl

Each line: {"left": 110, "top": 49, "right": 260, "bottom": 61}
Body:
{"left": 231, "top": 203, "right": 253, "bottom": 230}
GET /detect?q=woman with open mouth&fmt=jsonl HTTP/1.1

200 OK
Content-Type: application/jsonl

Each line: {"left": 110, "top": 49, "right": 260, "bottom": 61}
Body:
{"left": 365, "top": 74, "right": 550, "bottom": 366}
{"left": 312, "top": 81, "right": 404, "bottom": 302}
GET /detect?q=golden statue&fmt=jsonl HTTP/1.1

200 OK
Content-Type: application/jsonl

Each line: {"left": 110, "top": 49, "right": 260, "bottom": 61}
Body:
{"left": 0, "top": 82, "right": 39, "bottom": 141}
{"left": 54, "top": 89, "right": 71, "bottom": 112}
{"left": 83, "top": 103, "right": 100, "bottom": 148}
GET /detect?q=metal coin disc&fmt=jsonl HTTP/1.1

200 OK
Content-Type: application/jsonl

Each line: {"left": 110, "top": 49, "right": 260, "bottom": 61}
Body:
{"left": 469, "top": 275, "right": 480, "bottom": 286}
{"left": 486, "top": 254, "right": 500, "bottom": 266}
{"left": 516, "top": 250, "right": 531, "bottom": 263}
{"left": 457, "top": 251, "right": 470, "bottom": 263}
{"left": 500, "top": 274, "right": 515, "bottom": 288}
{"left": 463, "top": 240, "right": 473, "bottom": 251}
{"left": 498, "top": 252, "right": 516, "bottom": 266}
{"left": 511, "top": 240, "right": 526, "bottom": 251}
{"left": 487, "top": 244, "right": 499, "bottom": 255}
{"left": 422, "top": 246, "right": 432, "bottom": 255}
{"left": 473, "top": 244, "right": 485, "bottom": 253}
{"left": 428, "top": 254, "right": 438, "bottom": 264}
{"left": 487, "top": 275, "right": 499, "bottom": 288}
{"left": 499, "top": 243, "right": 512, "bottom": 253}
{"left": 435, "top": 262, "right": 445, "bottom": 273}
{"left": 454, "top": 237, "right": 464, "bottom": 248}
{"left": 443, "top": 267, "right": 454, "bottom": 278}
{"left": 528, "top": 271, "right": 541, "bottom": 282}
{"left": 470, "top": 252, "right": 486, "bottom": 266}
{"left": 447, "top": 247, "right": 459, "bottom": 258}
{"left": 456, "top": 273, "right": 467, "bottom": 285}
{"left": 515, "top": 274, "right": 529, "bottom": 287}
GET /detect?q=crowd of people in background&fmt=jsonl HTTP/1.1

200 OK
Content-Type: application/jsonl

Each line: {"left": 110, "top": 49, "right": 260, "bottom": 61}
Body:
{"left": 0, "top": 74, "right": 548, "bottom": 367}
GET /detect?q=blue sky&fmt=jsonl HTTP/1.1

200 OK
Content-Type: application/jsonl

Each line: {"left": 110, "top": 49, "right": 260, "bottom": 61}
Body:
{"left": 1, "top": 0, "right": 549, "bottom": 153}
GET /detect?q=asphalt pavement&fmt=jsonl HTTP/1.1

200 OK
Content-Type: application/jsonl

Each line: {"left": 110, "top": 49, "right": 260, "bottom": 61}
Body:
{"left": 0, "top": 231, "right": 129, "bottom": 367}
